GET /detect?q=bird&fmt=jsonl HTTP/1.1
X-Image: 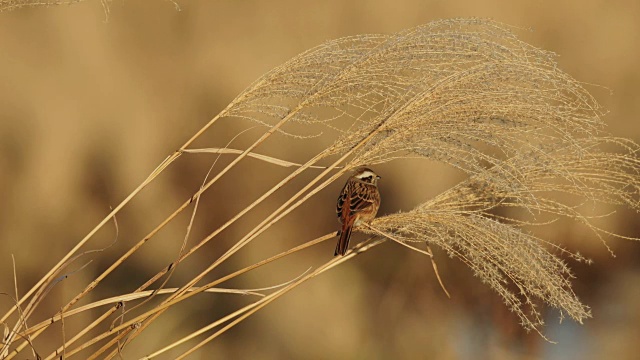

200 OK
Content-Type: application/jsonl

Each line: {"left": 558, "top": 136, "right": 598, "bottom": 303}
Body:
{"left": 335, "top": 167, "right": 381, "bottom": 256}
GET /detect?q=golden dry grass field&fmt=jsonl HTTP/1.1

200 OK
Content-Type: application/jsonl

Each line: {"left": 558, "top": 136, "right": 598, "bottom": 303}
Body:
{"left": 1, "top": 1, "right": 639, "bottom": 359}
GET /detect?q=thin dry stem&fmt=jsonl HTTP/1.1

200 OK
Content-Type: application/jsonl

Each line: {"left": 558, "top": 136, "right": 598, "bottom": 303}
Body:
{"left": 174, "top": 237, "right": 385, "bottom": 360}
{"left": 51, "top": 232, "right": 337, "bottom": 359}
{"left": 182, "top": 148, "right": 337, "bottom": 168}
{"left": 363, "top": 223, "right": 451, "bottom": 298}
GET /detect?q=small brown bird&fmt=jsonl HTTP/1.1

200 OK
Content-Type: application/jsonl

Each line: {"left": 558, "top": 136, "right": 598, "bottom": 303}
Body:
{"left": 335, "top": 167, "right": 381, "bottom": 256}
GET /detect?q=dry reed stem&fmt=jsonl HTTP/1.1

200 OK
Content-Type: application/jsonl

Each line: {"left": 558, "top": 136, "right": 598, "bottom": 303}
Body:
{"left": 142, "top": 236, "right": 381, "bottom": 359}
{"left": 182, "top": 148, "right": 337, "bottom": 168}
{"left": 51, "top": 232, "right": 338, "bottom": 358}
{"left": 24, "top": 231, "right": 334, "bottom": 358}
{"left": 6, "top": 99, "right": 296, "bottom": 357}
{"left": 175, "top": 237, "right": 386, "bottom": 359}
{"left": 363, "top": 223, "right": 451, "bottom": 298}
{"left": 0, "top": 152, "right": 178, "bottom": 324}
{"left": 26, "top": 286, "right": 268, "bottom": 334}
{"left": 0, "top": 0, "right": 94, "bottom": 13}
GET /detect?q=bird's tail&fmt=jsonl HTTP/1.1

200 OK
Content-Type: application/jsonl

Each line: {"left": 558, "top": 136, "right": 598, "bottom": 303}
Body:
{"left": 335, "top": 218, "right": 355, "bottom": 256}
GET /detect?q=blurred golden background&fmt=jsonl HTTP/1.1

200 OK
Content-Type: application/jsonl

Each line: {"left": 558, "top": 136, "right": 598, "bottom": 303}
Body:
{"left": 1, "top": 1, "right": 639, "bottom": 359}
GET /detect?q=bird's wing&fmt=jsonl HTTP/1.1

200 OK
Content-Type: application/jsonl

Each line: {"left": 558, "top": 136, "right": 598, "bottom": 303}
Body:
{"left": 348, "top": 182, "right": 377, "bottom": 216}
{"left": 336, "top": 181, "right": 351, "bottom": 218}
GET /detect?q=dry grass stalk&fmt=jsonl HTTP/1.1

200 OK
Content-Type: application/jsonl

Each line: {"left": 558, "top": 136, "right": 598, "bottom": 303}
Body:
{"left": 0, "top": 1, "right": 181, "bottom": 18}
{"left": 2, "top": 18, "right": 639, "bottom": 358}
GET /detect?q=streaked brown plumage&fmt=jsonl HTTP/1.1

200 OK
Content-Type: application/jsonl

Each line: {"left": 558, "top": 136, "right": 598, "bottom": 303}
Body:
{"left": 335, "top": 167, "right": 381, "bottom": 256}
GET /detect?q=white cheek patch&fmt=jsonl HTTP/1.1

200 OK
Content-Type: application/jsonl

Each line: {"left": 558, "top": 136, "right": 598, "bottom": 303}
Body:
{"left": 357, "top": 171, "right": 376, "bottom": 179}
